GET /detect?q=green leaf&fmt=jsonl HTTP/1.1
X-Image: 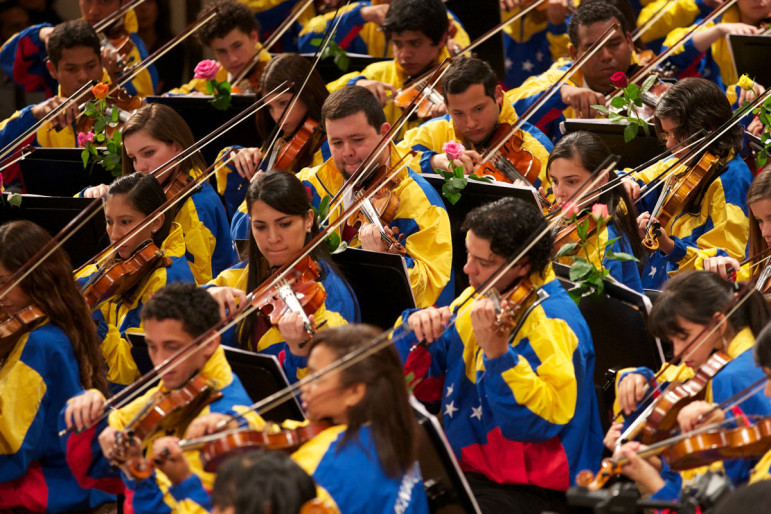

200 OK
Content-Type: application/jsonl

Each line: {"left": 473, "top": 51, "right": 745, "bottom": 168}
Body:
{"left": 641, "top": 74, "right": 657, "bottom": 94}
{"left": 623, "top": 123, "right": 638, "bottom": 143}
{"left": 554, "top": 242, "right": 579, "bottom": 258}
{"left": 310, "top": 38, "right": 322, "bottom": 47}
{"left": 95, "top": 133, "right": 105, "bottom": 142}
{"left": 576, "top": 218, "right": 589, "bottom": 240}
{"left": 450, "top": 177, "right": 467, "bottom": 189}
{"left": 603, "top": 236, "right": 621, "bottom": 249}
{"left": 569, "top": 260, "right": 595, "bottom": 281}
{"left": 111, "top": 106, "right": 119, "bottom": 123}
{"left": 593, "top": 104, "right": 609, "bottom": 114}
{"left": 633, "top": 98, "right": 643, "bottom": 107}
{"left": 325, "top": 230, "right": 341, "bottom": 253}
{"left": 81, "top": 148, "right": 89, "bottom": 168}
{"left": 467, "top": 174, "right": 493, "bottom": 183}
{"left": 605, "top": 250, "right": 639, "bottom": 262}
{"left": 319, "top": 195, "right": 330, "bottom": 219}
{"left": 89, "top": 144, "right": 98, "bottom": 156}
{"left": 758, "top": 152, "right": 768, "bottom": 168}
{"left": 626, "top": 83, "right": 640, "bottom": 98}
{"left": 443, "top": 191, "right": 461, "bottom": 205}
{"left": 434, "top": 168, "right": 452, "bottom": 179}
{"left": 94, "top": 117, "right": 107, "bottom": 134}
{"left": 610, "top": 96, "right": 626, "bottom": 109}
{"left": 334, "top": 53, "right": 350, "bottom": 72}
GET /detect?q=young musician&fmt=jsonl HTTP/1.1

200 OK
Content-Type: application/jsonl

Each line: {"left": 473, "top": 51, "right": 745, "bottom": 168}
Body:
{"left": 167, "top": 0, "right": 271, "bottom": 95}
{"left": 397, "top": 56, "right": 553, "bottom": 188}
{"left": 549, "top": 130, "right": 645, "bottom": 293}
{"left": 507, "top": 2, "right": 637, "bottom": 141}
{"left": 61, "top": 281, "right": 261, "bottom": 513}
{"left": 298, "top": 86, "right": 454, "bottom": 308}
{"left": 81, "top": 103, "right": 237, "bottom": 285}
{"left": 626, "top": 78, "right": 752, "bottom": 289}
{"left": 393, "top": 197, "right": 603, "bottom": 513}
{"left": 326, "top": 0, "right": 453, "bottom": 135}
{"left": 0, "top": 220, "right": 113, "bottom": 512}
{"left": 206, "top": 170, "right": 360, "bottom": 383}
{"left": 77, "top": 173, "right": 195, "bottom": 389}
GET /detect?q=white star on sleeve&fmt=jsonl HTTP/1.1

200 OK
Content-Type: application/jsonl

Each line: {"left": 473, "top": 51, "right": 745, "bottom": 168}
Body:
{"left": 446, "top": 384, "right": 454, "bottom": 398}
{"left": 444, "top": 401, "right": 458, "bottom": 418}
{"left": 470, "top": 405, "right": 483, "bottom": 421}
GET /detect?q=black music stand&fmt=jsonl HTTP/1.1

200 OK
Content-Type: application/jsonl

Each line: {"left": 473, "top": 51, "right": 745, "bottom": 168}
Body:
{"left": 411, "top": 397, "right": 481, "bottom": 514}
{"left": 145, "top": 95, "right": 261, "bottom": 166}
{"left": 562, "top": 119, "right": 666, "bottom": 170}
{"left": 729, "top": 34, "right": 771, "bottom": 88}
{"left": 0, "top": 194, "right": 108, "bottom": 268}
{"left": 20, "top": 148, "right": 115, "bottom": 196}
{"left": 332, "top": 247, "right": 415, "bottom": 330}
{"left": 298, "top": 53, "right": 391, "bottom": 83}
{"left": 127, "top": 333, "right": 305, "bottom": 423}
{"left": 422, "top": 174, "right": 540, "bottom": 296}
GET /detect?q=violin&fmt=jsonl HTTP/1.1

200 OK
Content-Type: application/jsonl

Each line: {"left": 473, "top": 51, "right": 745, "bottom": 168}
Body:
{"left": 394, "top": 81, "right": 444, "bottom": 119}
{"left": 81, "top": 240, "right": 173, "bottom": 310}
{"left": 273, "top": 118, "right": 326, "bottom": 172}
{"left": 487, "top": 278, "right": 538, "bottom": 336}
{"left": 551, "top": 211, "right": 599, "bottom": 258}
{"left": 75, "top": 86, "right": 143, "bottom": 138}
{"left": 472, "top": 123, "right": 542, "bottom": 186}
{"left": 0, "top": 305, "right": 46, "bottom": 361}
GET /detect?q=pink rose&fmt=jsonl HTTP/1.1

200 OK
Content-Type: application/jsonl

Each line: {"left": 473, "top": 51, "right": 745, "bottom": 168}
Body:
{"left": 562, "top": 201, "right": 580, "bottom": 219}
{"left": 194, "top": 60, "right": 221, "bottom": 81}
{"left": 591, "top": 203, "right": 609, "bottom": 222}
{"left": 77, "top": 131, "right": 95, "bottom": 147}
{"left": 610, "top": 72, "right": 628, "bottom": 89}
{"left": 442, "top": 141, "right": 465, "bottom": 161}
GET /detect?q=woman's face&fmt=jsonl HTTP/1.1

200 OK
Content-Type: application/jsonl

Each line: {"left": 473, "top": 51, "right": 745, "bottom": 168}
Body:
{"left": 668, "top": 314, "right": 722, "bottom": 370}
{"left": 124, "top": 130, "right": 183, "bottom": 182}
{"left": 548, "top": 155, "right": 605, "bottom": 206}
{"left": 300, "top": 343, "right": 363, "bottom": 424}
{"left": 262, "top": 91, "right": 309, "bottom": 135}
{"left": 0, "top": 261, "right": 32, "bottom": 315}
{"left": 249, "top": 199, "right": 313, "bottom": 267}
{"left": 104, "top": 193, "right": 163, "bottom": 260}
{"left": 751, "top": 198, "right": 771, "bottom": 248}
{"left": 738, "top": 0, "right": 771, "bottom": 25}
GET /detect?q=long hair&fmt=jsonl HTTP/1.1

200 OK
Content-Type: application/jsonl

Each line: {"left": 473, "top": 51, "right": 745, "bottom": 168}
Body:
{"left": 106, "top": 172, "right": 173, "bottom": 247}
{"left": 256, "top": 53, "right": 329, "bottom": 145}
{"left": 121, "top": 103, "right": 207, "bottom": 178}
{"left": 0, "top": 221, "right": 108, "bottom": 394}
{"left": 649, "top": 271, "right": 769, "bottom": 341}
{"left": 547, "top": 130, "right": 644, "bottom": 262}
{"left": 307, "top": 324, "right": 417, "bottom": 478}
{"left": 747, "top": 167, "right": 771, "bottom": 267}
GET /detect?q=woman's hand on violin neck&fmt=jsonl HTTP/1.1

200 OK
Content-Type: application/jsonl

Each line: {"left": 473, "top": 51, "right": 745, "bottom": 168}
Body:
{"left": 429, "top": 150, "right": 481, "bottom": 176}
{"left": 98, "top": 427, "right": 142, "bottom": 468}
{"left": 83, "top": 184, "right": 110, "bottom": 199}
{"left": 703, "top": 256, "right": 740, "bottom": 281}
{"left": 604, "top": 422, "right": 624, "bottom": 451}
{"left": 152, "top": 436, "right": 191, "bottom": 486}
{"left": 231, "top": 147, "right": 263, "bottom": 182}
{"left": 615, "top": 442, "right": 666, "bottom": 494}
{"left": 65, "top": 389, "right": 107, "bottom": 433}
{"left": 748, "top": 115, "right": 764, "bottom": 138}
{"left": 206, "top": 286, "right": 247, "bottom": 320}
{"left": 470, "top": 297, "right": 510, "bottom": 359}
{"left": 560, "top": 85, "right": 606, "bottom": 119}
{"left": 677, "top": 401, "right": 724, "bottom": 434}
{"left": 618, "top": 372, "right": 649, "bottom": 416}
{"left": 185, "top": 413, "right": 236, "bottom": 440}
{"left": 280, "top": 312, "right": 315, "bottom": 357}
{"left": 407, "top": 306, "right": 452, "bottom": 344}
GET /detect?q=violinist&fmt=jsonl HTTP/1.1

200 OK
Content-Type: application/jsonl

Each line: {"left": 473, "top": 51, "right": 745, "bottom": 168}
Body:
{"left": 394, "top": 197, "right": 603, "bottom": 513}
{"left": 298, "top": 86, "right": 454, "bottom": 308}
{"left": 326, "top": 0, "right": 452, "bottom": 136}
{"left": 82, "top": 103, "right": 237, "bottom": 285}
{"left": 396, "top": 56, "right": 552, "bottom": 188}
{"left": 507, "top": 2, "right": 636, "bottom": 141}
{"left": 61, "top": 282, "right": 261, "bottom": 513}
{"left": 77, "top": 172, "right": 195, "bottom": 390}
{"left": 610, "top": 271, "right": 771, "bottom": 493}
{"left": 217, "top": 52, "right": 330, "bottom": 221}
{"left": 0, "top": 220, "right": 112, "bottom": 512}
{"left": 206, "top": 170, "right": 360, "bottom": 384}
{"left": 549, "top": 130, "right": 645, "bottom": 293}
{"left": 166, "top": 0, "right": 271, "bottom": 95}
{"left": 626, "top": 78, "right": 752, "bottom": 289}
{"left": 745, "top": 322, "right": 771, "bottom": 484}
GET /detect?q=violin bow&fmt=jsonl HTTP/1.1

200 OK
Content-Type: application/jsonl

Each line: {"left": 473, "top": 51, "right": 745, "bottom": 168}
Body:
{"left": 93, "top": 0, "right": 149, "bottom": 34}
{"left": 695, "top": 376, "right": 767, "bottom": 425}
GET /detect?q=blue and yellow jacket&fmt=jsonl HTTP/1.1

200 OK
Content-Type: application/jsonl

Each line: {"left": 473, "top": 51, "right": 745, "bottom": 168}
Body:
{"left": 395, "top": 99, "right": 553, "bottom": 189}
{"left": 0, "top": 322, "right": 114, "bottom": 513}
{"left": 392, "top": 265, "right": 604, "bottom": 489}
{"left": 292, "top": 424, "right": 430, "bottom": 513}
{"left": 326, "top": 47, "right": 453, "bottom": 138}
{"left": 0, "top": 15, "right": 157, "bottom": 98}
{"left": 501, "top": 7, "right": 570, "bottom": 88}
{"left": 297, "top": 1, "right": 470, "bottom": 58}
{"left": 618, "top": 328, "right": 771, "bottom": 491}
{"left": 206, "top": 258, "right": 359, "bottom": 383}
{"left": 636, "top": 0, "right": 713, "bottom": 54}
{"left": 58, "top": 345, "right": 263, "bottom": 514}
{"left": 76, "top": 224, "right": 196, "bottom": 389}
{"left": 633, "top": 153, "right": 751, "bottom": 289}
{"left": 297, "top": 146, "right": 454, "bottom": 308}
{"left": 215, "top": 141, "right": 331, "bottom": 220}
{"left": 242, "top": 0, "right": 317, "bottom": 52}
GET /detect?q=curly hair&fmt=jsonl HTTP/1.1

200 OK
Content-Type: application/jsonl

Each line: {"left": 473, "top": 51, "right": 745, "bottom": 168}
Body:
{"left": 382, "top": 0, "right": 448, "bottom": 46}
{"left": 140, "top": 282, "right": 221, "bottom": 338}
{"left": 567, "top": 2, "right": 627, "bottom": 48}
{"left": 197, "top": 0, "right": 259, "bottom": 47}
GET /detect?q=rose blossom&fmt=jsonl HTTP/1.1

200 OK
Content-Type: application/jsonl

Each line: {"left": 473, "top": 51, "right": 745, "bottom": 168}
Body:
{"left": 77, "top": 131, "right": 95, "bottom": 147}
{"left": 91, "top": 83, "right": 109, "bottom": 100}
{"left": 562, "top": 201, "right": 580, "bottom": 219}
{"left": 194, "top": 60, "right": 221, "bottom": 81}
{"left": 442, "top": 141, "right": 465, "bottom": 161}
{"left": 591, "top": 203, "right": 609, "bottom": 222}
{"left": 610, "top": 72, "right": 628, "bottom": 89}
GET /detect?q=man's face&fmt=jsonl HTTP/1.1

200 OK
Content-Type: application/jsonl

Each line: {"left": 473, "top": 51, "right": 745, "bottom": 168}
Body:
{"left": 570, "top": 19, "right": 633, "bottom": 94}
{"left": 325, "top": 111, "right": 389, "bottom": 178}
{"left": 79, "top": 0, "right": 121, "bottom": 26}
{"left": 47, "top": 46, "right": 102, "bottom": 97}
{"left": 462, "top": 229, "right": 528, "bottom": 291}
{"left": 391, "top": 30, "right": 446, "bottom": 77}
{"left": 446, "top": 83, "right": 503, "bottom": 145}
{"left": 210, "top": 28, "right": 259, "bottom": 78}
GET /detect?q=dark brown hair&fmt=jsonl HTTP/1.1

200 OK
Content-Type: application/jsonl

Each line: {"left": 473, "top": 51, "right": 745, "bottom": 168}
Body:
{"left": 441, "top": 56, "right": 497, "bottom": 102}
{"left": 196, "top": 0, "right": 259, "bottom": 47}
{"left": 0, "top": 221, "right": 108, "bottom": 394}
{"left": 321, "top": 86, "right": 386, "bottom": 131}
{"left": 307, "top": 324, "right": 417, "bottom": 478}
{"left": 47, "top": 19, "right": 100, "bottom": 66}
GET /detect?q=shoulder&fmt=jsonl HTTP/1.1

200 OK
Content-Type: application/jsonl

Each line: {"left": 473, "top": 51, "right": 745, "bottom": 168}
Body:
{"left": 23, "top": 323, "right": 76, "bottom": 363}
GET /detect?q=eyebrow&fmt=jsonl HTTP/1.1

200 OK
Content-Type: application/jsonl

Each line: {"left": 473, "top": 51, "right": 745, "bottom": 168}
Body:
{"left": 252, "top": 215, "right": 292, "bottom": 223}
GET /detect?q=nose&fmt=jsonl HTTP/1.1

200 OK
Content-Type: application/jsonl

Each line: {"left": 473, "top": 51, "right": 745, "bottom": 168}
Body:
{"left": 267, "top": 225, "right": 281, "bottom": 244}
{"left": 134, "top": 159, "right": 149, "bottom": 173}
{"left": 462, "top": 259, "right": 475, "bottom": 278}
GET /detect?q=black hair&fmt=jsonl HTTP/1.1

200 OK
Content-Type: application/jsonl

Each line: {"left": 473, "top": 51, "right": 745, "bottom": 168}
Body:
{"left": 441, "top": 56, "right": 498, "bottom": 102}
{"left": 713, "top": 481, "right": 771, "bottom": 514}
{"left": 47, "top": 19, "right": 100, "bottom": 66}
{"left": 107, "top": 172, "right": 173, "bottom": 247}
{"left": 755, "top": 322, "right": 771, "bottom": 370}
{"left": 568, "top": 2, "right": 627, "bottom": 48}
{"left": 461, "top": 197, "right": 553, "bottom": 277}
{"left": 140, "top": 281, "right": 221, "bottom": 338}
{"left": 197, "top": 0, "right": 259, "bottom": 47}
{"left": 321, "top": 85, "right": 386, "bottom": 131}
{"left": 382, "top": 0, "right": 448, "bottom": 46}
{"left": 210, "top": 450, "right": 317, "bottom": 514}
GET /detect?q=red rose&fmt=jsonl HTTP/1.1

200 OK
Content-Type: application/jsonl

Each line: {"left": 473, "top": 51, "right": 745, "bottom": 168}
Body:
{"left": 305, "top": 186, "right": 313, "bottom": 201}
{"left": 610, "top": 72, "right": 628, "bottom": 89}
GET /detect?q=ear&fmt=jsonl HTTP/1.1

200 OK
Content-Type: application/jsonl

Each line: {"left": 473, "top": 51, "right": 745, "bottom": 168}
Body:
{"left": 438, "top": 32, "right": 448, "bottom": 49}
{"left": 494, "top": 84, "right": 504, "bottom": 107}
{"left": 46, "top": 60, "right": 57, "bottom": 81}
{"left": 517, "top": 257, "right": 532, "bottom": 279}
{"left": 249, "top": 29, "right": 260, "bottom": 43}
{"left": 569, "top": 44, "right": 578, "bottom": 61}
{"left": 379, "top": 122, "right": 391, "bottom": 137}
{"left": 344, "top": 382, "right": 367, "bottom": 408}
{"left": 151, "top": 212, "right": 165, "bottom": 234}
{"left": 202, "top": 334, "right": 220, "bottom": 360}
{"left": 304, "top": 209, "right": 314, "bottom": 233}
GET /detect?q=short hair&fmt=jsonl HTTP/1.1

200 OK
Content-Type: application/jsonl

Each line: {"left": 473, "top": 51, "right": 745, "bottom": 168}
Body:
{"left": 382, "top": 0, "right": 448, "bottom": 46}
{"left": 461, "top": 197, "right": 553, "bottom": 276}
{"left": 442, "top": 57, "right": 497, "bottom": 101}
{"left": 47, "top": 20, "right": 100, "bottom": 67}
{"left": 141, "top": 282, "right": 221, "bottom": 338}
{"left": 321, "top": 86, "right": 386, "bottom": 130}
{"left": 197, "top": 0, "right": 259, "bottom": 47}
{"left": 568, "top": 2, "right": 626, "bottom": 48}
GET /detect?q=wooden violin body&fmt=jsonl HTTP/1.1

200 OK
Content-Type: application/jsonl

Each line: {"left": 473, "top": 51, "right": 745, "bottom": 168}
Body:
{"left": 394, "top": 83, "right": 444, "bottom": 119}
{"left": 473, "top": 124, "right": 541, "bottom": 185}
{"left": 488, "top": 278, "right": 538, "bottom": 336}
{"left": 552, "top": 213, "right": 598, "bottom": 258}
{"left": 251, "top": 255, "right": 327, "bottom": 325}
{"left": 274, "top": 118, "right": 325, "bottom": 172}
